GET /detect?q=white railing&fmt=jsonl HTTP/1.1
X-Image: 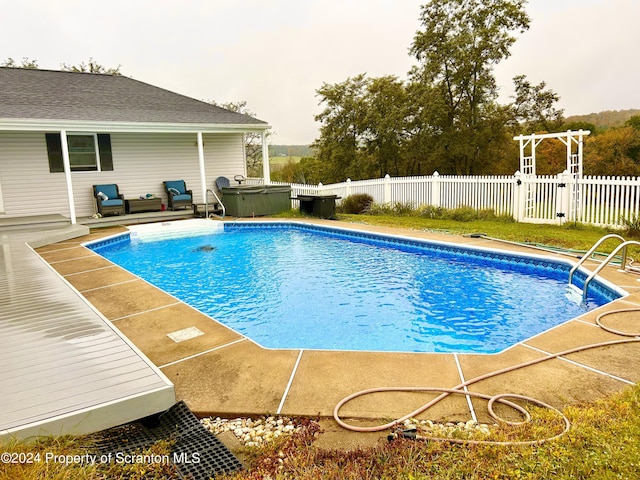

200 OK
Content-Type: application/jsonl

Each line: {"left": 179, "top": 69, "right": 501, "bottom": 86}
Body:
{"left": 247, "top": 172, "right": 640, "bottom": 228}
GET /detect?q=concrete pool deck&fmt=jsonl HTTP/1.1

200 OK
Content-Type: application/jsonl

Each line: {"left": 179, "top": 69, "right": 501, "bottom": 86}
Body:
{"left": 35, "top": 219, "right": 640, "bottom": 447}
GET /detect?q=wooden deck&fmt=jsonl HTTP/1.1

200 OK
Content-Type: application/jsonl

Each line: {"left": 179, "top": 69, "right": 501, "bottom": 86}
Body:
{"left": 0, "top": 223, "right": 175, "bottom": 440}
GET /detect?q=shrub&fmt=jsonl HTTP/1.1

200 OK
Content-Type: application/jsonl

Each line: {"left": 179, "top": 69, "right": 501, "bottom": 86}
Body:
{"left": 620, "top": 215, "right": 640, "bottom": 238}
{"left": 443, "top": 206, "right": 482, "bottom": 222}
{"left": 438, "top": 206, "right": 514, "bottom": 223}
{"left": 366, "top": 201, "right": 416, "bottom": 216}
{"left": 339, "top": 194, "right": 374, "bottom": 214}
{"left": 417, "top": 205, "right": 446, "bottom": 218}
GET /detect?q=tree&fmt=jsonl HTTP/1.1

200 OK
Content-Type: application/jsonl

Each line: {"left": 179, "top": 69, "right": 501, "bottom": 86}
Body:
{"left": 584, "top": 126, "right": 640, "bottom": 176}
{"left": 60, "top": 57, "right": 122, "bottom": 75}
{"left": 562, "top": 121, "right": 596, "bottom": 134}
{"left": 361, "top": 76, "right": 410, "bottom": 177}
{"left": 1, "top": 57, "right": 39, "bottom": 68}
{"left": 511, "top": 74, "right": 564, "bottom": 133}
{"left": 313, "top": 75, "right": 370, "bottom": 182}
{"left": 210, "top": 100, "right": 271, "bottom": 177}
{"left": 409, "top": 0, "right": 530, "bottom": 174}
{"left": 625, "top": 115, "right": 640, "bottom": 131}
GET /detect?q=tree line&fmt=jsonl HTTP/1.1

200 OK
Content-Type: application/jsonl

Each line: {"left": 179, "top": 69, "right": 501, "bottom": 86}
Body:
{"left": 272, "top": 0, "right": 640, "bottom": 184}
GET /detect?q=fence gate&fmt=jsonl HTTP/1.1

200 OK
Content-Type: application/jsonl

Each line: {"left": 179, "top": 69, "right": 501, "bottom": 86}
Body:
{"left": 517, "top": 175, "right": 562, "bottom": 224}
{"left": 514, "top": 130, "right": 590, "bottom": 224}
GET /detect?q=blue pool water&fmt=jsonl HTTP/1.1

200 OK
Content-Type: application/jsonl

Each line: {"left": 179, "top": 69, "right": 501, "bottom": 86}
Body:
{"left": 89, "top": 222, "right": 620, "bottom": 354}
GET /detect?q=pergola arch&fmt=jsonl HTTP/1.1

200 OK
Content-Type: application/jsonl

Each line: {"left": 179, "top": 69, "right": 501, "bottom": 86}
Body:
{"left": 513, "top": 129, "right": 590, "bottom": 177}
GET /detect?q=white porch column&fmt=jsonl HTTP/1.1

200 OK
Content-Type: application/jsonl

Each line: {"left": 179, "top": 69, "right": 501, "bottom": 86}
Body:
{"left": 196, "top": 132, "right": 207, "bottom": 203}
{"left": 59, "top": 130, "right": 77, "bottom": 224}
{"left": 261, "top": 132, "right": 271, "bottom": 184}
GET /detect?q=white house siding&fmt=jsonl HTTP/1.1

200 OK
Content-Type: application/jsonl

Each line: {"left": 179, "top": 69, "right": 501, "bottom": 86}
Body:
{"left": 0, "top": 132, "right": 70, "bottom": 218}
{"left": 0, "top": 131, "right": 246, "bottom": 220}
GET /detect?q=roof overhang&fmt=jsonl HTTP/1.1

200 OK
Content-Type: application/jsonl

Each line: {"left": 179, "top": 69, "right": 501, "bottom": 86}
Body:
{"left": 0, "top": 118, "right": 271, "bottom": 134}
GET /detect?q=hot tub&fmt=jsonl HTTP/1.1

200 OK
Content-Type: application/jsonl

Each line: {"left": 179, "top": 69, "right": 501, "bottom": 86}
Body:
{"left": 220, "top": 185, "right": 292, "bottom": 217}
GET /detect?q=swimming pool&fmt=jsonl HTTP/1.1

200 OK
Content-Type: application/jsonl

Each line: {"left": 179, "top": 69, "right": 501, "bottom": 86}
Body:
{"left": 87, "top": 220, "right": 622, "bottom": 354}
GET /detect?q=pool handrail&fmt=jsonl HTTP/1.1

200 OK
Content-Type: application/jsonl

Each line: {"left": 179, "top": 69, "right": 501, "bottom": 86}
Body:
{"left": 568, "top": 233, "right": 626, "bottom": 287}
{"left": 581, "top": 240, "right": 640, "bottom": 301}
{"left": 206, "top": 188, "right": 226, "bottom": 219}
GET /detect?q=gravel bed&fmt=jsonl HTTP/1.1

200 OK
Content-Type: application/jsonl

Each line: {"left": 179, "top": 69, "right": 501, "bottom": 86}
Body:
{"left": 201, "top": 416, "right": 307, "bottom": 447}
{"left": 202, "top": 415, "right": 493, "bottom": 447}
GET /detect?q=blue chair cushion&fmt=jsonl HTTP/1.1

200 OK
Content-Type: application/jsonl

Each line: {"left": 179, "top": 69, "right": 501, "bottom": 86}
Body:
{"left": 95, "top": 184, "right": 118, "bottom": 199}
{"left": 102, "top": 199, "right": 123, "bottom": 206}
{"left": 165, "top": 180, "right": 186, "bottom": 195}
{"left": 172, "top": 194, "right": 191, "bottom": 202}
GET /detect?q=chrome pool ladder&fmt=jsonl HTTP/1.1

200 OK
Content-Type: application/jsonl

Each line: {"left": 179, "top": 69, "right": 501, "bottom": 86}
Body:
{"left": 568, "top": 233, "right": 640, "bottom": 301}
{"left": 204, "top": 188, "right": 226, "bottom": 219}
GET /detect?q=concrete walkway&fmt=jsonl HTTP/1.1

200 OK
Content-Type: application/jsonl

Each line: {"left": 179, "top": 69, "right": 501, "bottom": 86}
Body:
{"left": 35, "top": 219, "right": 640, "bottom": 445}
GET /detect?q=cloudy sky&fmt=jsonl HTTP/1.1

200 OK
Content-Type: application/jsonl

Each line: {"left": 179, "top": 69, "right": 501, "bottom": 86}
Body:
{"left": 2, "top": 0, "right": 639, "bottom": 144}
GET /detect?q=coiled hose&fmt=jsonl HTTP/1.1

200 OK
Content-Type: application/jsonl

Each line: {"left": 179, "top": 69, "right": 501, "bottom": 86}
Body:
{"left": 333, "top": 309, "right": 640, "bottom": 445}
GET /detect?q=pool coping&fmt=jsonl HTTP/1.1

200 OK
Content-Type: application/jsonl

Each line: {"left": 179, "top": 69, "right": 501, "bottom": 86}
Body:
{"left": 35, "top": 218, "right": 640, "bottom": 436}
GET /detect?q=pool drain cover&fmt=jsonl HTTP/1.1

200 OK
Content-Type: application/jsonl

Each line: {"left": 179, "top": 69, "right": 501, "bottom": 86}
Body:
{"left": 92, "top": 401, "right": 243, "bottom": 479}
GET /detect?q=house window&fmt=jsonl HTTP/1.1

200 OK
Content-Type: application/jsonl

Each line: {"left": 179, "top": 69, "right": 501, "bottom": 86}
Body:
{"left": 67, "top": 134, "right": 99, "bottom": 171}
{"left": 45, "top": 133, "right": 114, "bottom": 172}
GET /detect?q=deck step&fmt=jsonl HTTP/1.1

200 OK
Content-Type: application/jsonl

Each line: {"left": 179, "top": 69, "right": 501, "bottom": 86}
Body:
{"left": 0, "top": 214, "right": 70, "bottom": 231}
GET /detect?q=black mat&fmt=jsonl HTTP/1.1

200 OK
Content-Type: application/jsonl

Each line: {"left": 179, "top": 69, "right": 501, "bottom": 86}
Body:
{"left": 92, "top": 401, "right": 243, "bottom": 479}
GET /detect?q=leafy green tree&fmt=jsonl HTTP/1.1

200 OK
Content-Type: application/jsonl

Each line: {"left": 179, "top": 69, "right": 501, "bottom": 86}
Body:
{"left": 625, "top": 115, "right": 640, "bottom": 131}
{"left": 409, "top": 0, "right": 530, "bottom": 174}
{"left": 584, "top": 126, "right": 640, "bottom": 176}
{"left": 299, "top": 1, "right": 568, "bottom": 181}
{"left": 60, "top": 57, "right": 122, "bottom": 75}
{"left": 313, "top": 75, "right": 370, "bottom": 182}
{"left": 562, "top": 121, "right": 596, "bottom": 134}
{"left": 1, "top": 57, "right": 39, "bottom": 68}
{"left": 511, "top": 74, "right": 564, "bottom": 133}
{"left": 360, "top": 76, "right": 409, "bottom": 177}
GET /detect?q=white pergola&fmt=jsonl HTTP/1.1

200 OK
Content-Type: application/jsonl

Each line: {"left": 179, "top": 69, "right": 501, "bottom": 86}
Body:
{"left": 513, "top": 129, "right": 590, "bottom": 176}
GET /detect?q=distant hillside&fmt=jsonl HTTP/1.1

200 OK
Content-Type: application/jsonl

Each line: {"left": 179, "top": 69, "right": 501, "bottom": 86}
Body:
{"left": 269, "top": 145, "right": 313, "bottom": 157}
{"left": 565, "top": 109, "right": 640, "bottom": 131}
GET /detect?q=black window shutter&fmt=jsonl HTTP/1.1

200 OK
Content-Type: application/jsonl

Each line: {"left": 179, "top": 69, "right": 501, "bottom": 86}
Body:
{"left": 97, "top": 134, "right": 113, "bottom": 171}
{"left": 45, "top": 133, "right": 64, "bottom": 172}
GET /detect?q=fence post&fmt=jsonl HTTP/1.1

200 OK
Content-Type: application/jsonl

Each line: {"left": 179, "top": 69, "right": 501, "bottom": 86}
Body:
{"left": 431, "top": 171, "right": 441, "bottom": 207}
{"left": 513, "top": 170, "right": 525, "bottom": 222}
{"left": 556, "top": 170, "right": 572, "bottom": 225}
{"left": 345, "top": 178, "right": 352, "bottom": 198}
{"left": 383, "top": 174, "right": 391, "bottom": 203}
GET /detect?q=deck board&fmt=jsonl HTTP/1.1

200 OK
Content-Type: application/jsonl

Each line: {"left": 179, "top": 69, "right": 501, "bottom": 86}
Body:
{"left": 0, "top": 226, "right": 175, "bottom": 439}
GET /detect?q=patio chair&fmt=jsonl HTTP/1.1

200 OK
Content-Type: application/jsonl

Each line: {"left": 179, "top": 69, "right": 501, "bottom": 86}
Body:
{"left": 215, "top": 176, "right": 231, "bottom": 190}
{"left": 93, "top": 184, "right": 125, "bottom": 216}
{"left": 163, "top": 180, "right": 193, "bottom": 210}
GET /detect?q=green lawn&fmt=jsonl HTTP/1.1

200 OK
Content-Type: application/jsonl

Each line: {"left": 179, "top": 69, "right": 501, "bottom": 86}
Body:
{"left": 269, "top": 155, "right": 302, "bottom": 167}
{"left": 335, "top": 212, "right": 640, "bottom": 258}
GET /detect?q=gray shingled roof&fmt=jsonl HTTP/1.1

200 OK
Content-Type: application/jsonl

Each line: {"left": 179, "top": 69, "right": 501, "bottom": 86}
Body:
{"left": 0, "top": 67, "right": 267, "bottom": 126}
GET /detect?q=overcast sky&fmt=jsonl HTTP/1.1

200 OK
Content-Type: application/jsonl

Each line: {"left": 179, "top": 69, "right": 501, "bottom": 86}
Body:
{"left": 2, "top": 0, "right": 639, "bottom": 144}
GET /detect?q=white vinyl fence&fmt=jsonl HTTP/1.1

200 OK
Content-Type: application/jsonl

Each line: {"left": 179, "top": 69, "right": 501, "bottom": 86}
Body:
{"left": 248, "top": 172, "right": 640, "bottom": 228}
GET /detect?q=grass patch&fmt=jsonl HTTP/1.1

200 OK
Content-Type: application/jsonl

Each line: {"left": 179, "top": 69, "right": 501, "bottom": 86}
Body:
{"left": 335, "top": 212, "right": 637, "bottom": 255}
{"left": 221, "top": 386, "right": 640, "bottom": 480}
{"left": 8, "top": 384, "right": 637, "bottom": 480}
{"left": 269, "top": 155, "right": 302, "bottom": 167}
{"left": 0, "top": 437, "right": 178, "bottom": 479}
{"left": 215, "top": 385, "right": 640, "bottom": 479}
